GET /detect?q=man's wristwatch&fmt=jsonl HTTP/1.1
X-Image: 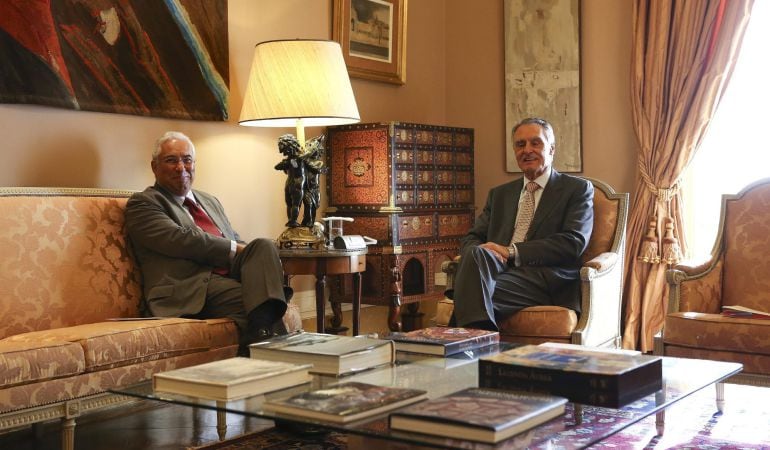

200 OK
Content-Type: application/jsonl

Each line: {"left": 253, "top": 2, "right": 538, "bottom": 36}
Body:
{"left": 507, "top": 245, "right": 516, "bottom": 260}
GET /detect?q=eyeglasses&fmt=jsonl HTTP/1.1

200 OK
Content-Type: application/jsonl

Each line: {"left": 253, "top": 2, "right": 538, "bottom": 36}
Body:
{"left": 160, "top": 156, "right": 195, "bottom": 167}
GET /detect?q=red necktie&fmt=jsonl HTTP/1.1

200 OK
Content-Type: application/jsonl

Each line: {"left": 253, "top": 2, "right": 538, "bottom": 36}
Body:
{"left": 183, "top": 198, "right": 228, "bottom": 275}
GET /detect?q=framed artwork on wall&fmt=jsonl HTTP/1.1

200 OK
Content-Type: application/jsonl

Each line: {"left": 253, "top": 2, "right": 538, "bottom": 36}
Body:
{"left": 504, "top": 0, "right": 582, "bottom": 173}
{"left": 332, "top": 0, "right": 407, "bottom": 85}
{"left": 0, "top": 0, "right": 229, "bottom": 121}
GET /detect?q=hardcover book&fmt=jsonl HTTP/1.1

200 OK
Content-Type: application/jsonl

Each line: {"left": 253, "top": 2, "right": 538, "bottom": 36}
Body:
{"left": 478, "top": 344, "right": 663, "bottom": 408}
{"left": 249, "top": 331, "right": 395, "bottom": 376}
{"left": 722, "top": 305, "right": 770, "bottom": 319}
{"left": 152, "top": 357, "right": 311, "bottom": 402}
{"left": 389, "top": 387, "right": 567, "bottom": 444}
{"left": 386, "top": 327, "right": 500, "bottom": 356}
{"left": 263, "top": 381, "right": 427, "bottom": 424}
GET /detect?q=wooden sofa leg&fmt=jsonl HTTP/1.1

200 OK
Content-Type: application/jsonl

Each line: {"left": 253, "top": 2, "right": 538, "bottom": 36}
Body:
{"left": 715, "top": 381, "right": 725, "bottom": 413}
{"left": 61, "top": 418, "right": 76, "bottom": 450}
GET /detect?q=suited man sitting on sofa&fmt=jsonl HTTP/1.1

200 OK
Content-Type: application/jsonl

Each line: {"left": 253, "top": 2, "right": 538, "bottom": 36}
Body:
{"left": 125, "top": 131, "right": 289, "bottom": 355}
{"left": 450, "top": 118, "right": 593, "bottom": 331}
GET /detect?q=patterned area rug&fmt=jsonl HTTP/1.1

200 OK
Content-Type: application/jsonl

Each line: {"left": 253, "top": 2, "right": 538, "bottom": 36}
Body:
{"left": 194, "top": 383, "right": 770, "bottom": 449}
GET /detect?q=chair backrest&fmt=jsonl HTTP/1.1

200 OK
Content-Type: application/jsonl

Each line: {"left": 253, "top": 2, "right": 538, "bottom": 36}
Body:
{"left": 581, "top": 178, "right": 629, "bottom": 264}
{"left": 716, "top": 178, "right": 770, "bottom": 311}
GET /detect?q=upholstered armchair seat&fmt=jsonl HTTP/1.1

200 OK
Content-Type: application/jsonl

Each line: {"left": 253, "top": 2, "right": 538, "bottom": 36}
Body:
{"left": 656, "top": 177, "right": 770, "bottom": 390}
{"left": 440, "top": 178, "right": 628, "bottom": 348}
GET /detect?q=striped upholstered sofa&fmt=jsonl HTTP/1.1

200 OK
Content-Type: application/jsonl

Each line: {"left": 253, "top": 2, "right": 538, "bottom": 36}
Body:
{"left": 0, "top": 188, "right": 300, "bottom": 449}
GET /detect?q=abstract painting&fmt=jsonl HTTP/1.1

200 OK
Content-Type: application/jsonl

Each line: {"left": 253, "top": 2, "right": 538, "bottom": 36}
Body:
{"left": 504, "top": 0, "right": 581, "bottom": 172}
{"left": 0, "top": 0, "right": 229, "bottom": 121}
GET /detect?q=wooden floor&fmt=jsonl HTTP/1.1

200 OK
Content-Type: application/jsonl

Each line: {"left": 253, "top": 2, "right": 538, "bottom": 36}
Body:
{"left": 0, "top": 400, "right": 274, "bottom": 450}
{"left": 0, "top": 302, "right": 440, "bottom": 450}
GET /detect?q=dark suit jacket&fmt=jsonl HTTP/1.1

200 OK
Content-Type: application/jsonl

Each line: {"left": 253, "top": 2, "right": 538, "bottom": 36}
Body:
{"left": 461, "top": 170, "right": 593, "bottom": 310}
{"left": 125, "top": 184, "right": 240, "bottom": 317}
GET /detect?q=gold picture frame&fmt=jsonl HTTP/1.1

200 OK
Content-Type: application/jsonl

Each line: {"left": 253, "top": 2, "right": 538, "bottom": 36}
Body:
{"left": 332, "top": 0, "right": 407, "bottom": 85}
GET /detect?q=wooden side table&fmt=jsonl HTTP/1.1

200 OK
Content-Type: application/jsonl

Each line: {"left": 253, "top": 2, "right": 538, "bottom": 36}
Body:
{"left": 278, "top": 248, "right": 366, "bottom": 336}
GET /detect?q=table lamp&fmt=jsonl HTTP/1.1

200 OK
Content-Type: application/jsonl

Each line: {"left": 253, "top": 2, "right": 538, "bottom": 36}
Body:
{"left": 239, "top": 39, "right": 360, "bottom": 249}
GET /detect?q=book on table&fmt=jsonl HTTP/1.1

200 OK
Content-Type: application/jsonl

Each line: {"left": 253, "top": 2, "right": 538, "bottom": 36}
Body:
{"left": 389, "top": 387, "right": 567, "bottom": 444}
{"left": 478, "top": 344, "right": 663, "bottom": 408}
{"left": 722, "top": 305, "right": 770, "bottom": 319}
{"left": 249, "top": 331, "right": 395, "bottom": 376}
{"left": 386, "top": 327, "right": 500, "bottom": 356}
{"left": 263, "top": 381, "right": 427, "bottom": 424}
{"left": 152, "top": 357, "right": 312, "bottom": 402}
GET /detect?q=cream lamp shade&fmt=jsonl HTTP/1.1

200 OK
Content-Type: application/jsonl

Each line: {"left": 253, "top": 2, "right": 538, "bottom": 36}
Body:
{"left": 238, "top": 39, "right": 360, "bottom": 146}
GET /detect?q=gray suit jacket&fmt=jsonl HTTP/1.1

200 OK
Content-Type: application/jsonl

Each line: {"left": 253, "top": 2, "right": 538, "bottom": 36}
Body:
{"left": 125, "top": 184, "right": 240, "bottom": 317}
{"left": 461, "top": 170, "right": 593, "bottom": 310}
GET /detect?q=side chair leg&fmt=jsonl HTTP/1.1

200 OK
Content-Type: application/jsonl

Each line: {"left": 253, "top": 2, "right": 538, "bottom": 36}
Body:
{"left": 715, "top": 381, "right": 725, "bottom": 413}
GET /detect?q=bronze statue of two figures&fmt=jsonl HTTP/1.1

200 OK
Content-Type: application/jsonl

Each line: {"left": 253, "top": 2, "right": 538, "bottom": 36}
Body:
{"left": 274, "top": 134, "right": 328, "bottom": 249}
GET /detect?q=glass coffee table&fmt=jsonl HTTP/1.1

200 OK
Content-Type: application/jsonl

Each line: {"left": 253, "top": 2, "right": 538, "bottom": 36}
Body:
{"left": 111, "top": 344, "right": 741, "bottom": 449}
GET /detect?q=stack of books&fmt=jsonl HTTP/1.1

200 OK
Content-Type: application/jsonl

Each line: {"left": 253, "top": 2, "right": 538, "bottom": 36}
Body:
{"left": 386, "top": 327, "right": 499, "bottom": 356}
{"left": 249, "top": 331, "right": 395, "bottom": 376}
{"left": 152, "top": 357, "right": 311, "bottom": 402}
{"left": 389, "top": 387, "right": 566, "bottom": 444}
{"left": 478, "top": 343, "right": 663, "bottom": 408}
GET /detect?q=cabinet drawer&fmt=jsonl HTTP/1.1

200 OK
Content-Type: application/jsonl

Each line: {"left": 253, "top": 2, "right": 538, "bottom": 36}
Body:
{"left": 455, "top": 152, "right": 472, "bottom": 166}
{"left": 417, "top": 189, "right": 435, "bottom": 206}
{"left": 416, "top": 149, "right": 433, "bottom": 165}
{"left": 435, "top": 150, "right": 453, "bottom": 166}
{"left": 436, "top": 189, "right": 454, "bottom": 205}
{"left": 438, "top": 212, "right": 473, "bottom": 238}
{"left": 397, "top": 214, "right": 435, "bottom": 240}
{"left": 416, "top": 169, "right": 434, "bottom": 184}
{"left": 396, "top": 189, "right": 415, "bottom": 206}
{"left": 456, "top": 189, "right": 474, "bottom": 204}
{"left": 395, "top": 168, "right": 414, "bottom": 185}
{"left": 435, "top": 170, "right": 454, "bottom": 185}
{"left": 455, "top": 170, "right": 472, "bottom": 186}
{"left": 395, "top": 148, "right": 414, "bottom": 164}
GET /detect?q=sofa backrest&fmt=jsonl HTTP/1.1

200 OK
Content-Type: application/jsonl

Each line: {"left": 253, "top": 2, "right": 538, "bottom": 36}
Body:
{"left": 0, "top": 188, "right": 142, "bottom": 339}
{"left": 719, "top": 178, "right": 770, "bottom": 311}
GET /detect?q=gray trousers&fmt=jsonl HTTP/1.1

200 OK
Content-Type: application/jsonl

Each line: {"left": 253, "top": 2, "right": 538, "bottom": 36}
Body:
{"left": 190, "top": 238, "right": 287, "bottom": 333}
{"left": 452, "top": 245, "right": 552, "bottom": 328}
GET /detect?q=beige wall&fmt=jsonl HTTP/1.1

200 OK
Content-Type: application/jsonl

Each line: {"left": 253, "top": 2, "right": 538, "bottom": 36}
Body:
{"left": 445, "top": 0, "right": 637, "bottom": 204}
{"left": 0, "top": 0, "right": 637, "bottom": 313}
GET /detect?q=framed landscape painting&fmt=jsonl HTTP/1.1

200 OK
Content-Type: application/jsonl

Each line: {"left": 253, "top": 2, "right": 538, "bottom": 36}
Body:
{"left": 332, "top": 0, "right": 407, "bottom": 85}
{"left": 504, "top": 0, "right": 582, "bottom": 173}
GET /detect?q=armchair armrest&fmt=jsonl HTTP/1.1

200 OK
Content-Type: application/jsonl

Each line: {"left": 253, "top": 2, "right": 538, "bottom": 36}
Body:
{"left": 441, "top": 257, "right": 461, "bottom": 293}
{"left": 581, "top": 252, "right": 618, "bottom": 279}
{"left": 666, "top": 256, "right": 723, "bottom": 314}
{"left": 575, "top": 251, "right": 623, "bottom": 348}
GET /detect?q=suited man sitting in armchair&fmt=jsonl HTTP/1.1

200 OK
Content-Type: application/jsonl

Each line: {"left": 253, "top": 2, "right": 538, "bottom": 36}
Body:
{"left": 449, "top": 118, "right": 593, "bottom": 331}
{"left": 125, "top": 131, "right": 290, "bottom": 355}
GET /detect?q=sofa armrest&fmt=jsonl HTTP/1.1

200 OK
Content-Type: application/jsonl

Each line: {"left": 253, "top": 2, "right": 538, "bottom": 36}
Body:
{"left": 574, "top": 251, "right": 623, "bottom": 348}
{"left": 666, "top": 257, "right": 723, "bottom": 314}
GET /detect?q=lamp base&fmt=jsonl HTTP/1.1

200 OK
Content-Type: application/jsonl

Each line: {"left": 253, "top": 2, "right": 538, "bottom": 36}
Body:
{"left": 277, "top": 226, "right": 325, "bottom": 250}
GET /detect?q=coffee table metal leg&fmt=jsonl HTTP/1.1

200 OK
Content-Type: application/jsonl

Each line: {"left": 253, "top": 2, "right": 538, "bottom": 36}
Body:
{"left": 315, "top": 275, "right": 326, "bottom": 333}
{"left": 352, "top": 272, "right": 361, "bottom": 336}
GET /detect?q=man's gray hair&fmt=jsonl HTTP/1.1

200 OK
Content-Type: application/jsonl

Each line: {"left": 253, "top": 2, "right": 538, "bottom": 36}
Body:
{"left": 512, "top": 118, "right": 556, "bottom": 148}
{"left": 153, "top": 131, "right": 196, "bottom": 160}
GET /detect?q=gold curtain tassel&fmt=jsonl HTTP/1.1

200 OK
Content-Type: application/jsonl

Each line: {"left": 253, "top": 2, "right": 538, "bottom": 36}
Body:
{"left": 638, "top": 217, "right": 661, "bottom": 264}
{"left": 661, "top": 217, "right": 683, "bottom": 265}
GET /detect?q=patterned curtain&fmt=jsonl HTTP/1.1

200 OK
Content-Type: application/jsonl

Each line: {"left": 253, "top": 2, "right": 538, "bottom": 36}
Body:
{"left": 622, "top": 0, "right": 754, "bottom": 351}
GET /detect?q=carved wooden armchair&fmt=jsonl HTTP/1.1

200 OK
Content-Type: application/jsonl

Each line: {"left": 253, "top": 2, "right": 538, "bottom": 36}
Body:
{"left": 655, "top": 177, "right": 770, "bottom": 403}
{"left": 440, "top": 177, "right": 628, "bottom": 348}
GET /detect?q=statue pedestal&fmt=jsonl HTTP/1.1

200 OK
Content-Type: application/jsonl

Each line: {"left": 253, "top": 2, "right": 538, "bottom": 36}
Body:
{"left": 277, "top": 226, "right": 325, "bottom": 249}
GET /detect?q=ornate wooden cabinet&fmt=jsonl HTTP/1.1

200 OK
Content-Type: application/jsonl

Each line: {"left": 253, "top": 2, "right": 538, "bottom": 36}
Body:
{"left": 325, "top": 122, "right": 475, "bottom": 331}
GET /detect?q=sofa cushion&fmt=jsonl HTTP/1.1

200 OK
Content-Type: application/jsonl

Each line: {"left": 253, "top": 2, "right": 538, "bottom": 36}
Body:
{"left": 499, "top": 305, "right": 577, "bottom": 338}
{"left": 3, "top": 318, "right": 210, "bottom": 372}
{"left": 664, "top": 312, "right": 770, "bottom": 355}
{"left": 0, "top": 340, "right": 85, "bottom": 388}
